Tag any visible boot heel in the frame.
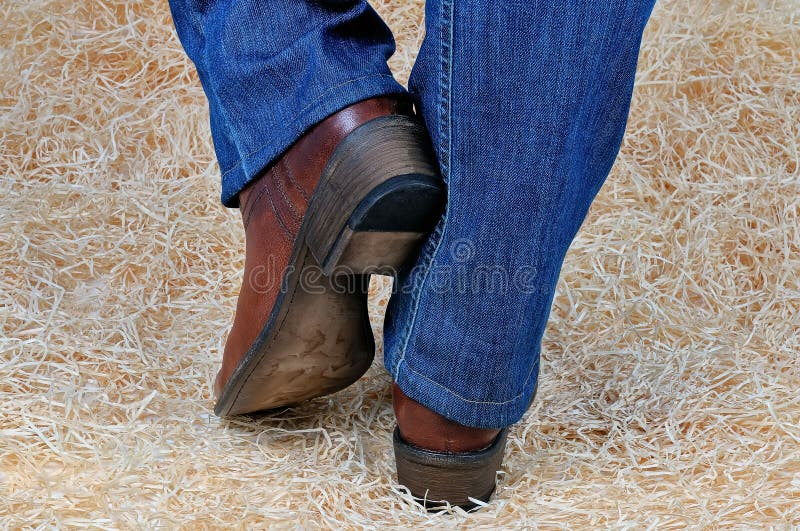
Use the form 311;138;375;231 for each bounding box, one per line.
304;115;443;277
393;427;508;510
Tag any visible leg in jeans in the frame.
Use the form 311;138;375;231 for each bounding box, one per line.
387;1;656;505
385;0;657;429
168;0;407;206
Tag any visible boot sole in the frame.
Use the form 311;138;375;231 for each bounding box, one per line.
214;115;443;417
393;428;509;510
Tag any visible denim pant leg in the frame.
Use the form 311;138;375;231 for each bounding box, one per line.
168;0;407;207
384;0;657;429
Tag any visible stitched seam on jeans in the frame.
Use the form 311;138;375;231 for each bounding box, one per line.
393;3;543;406
392;0;455;379
220;74;398;179
398;357;536;406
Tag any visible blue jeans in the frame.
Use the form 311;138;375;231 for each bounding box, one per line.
170;0;656;428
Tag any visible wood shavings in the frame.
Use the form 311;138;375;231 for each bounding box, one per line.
1;0;798;527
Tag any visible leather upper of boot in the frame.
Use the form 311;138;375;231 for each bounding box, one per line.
393;383;501;453
215;97;410;397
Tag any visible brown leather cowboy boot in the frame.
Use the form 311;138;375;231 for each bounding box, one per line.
392;383;507;510
214;97;443;416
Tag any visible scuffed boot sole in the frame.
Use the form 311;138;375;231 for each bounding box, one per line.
214;115;443;416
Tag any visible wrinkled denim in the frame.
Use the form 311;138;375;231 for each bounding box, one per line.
170;0;656;428
168;0;407;207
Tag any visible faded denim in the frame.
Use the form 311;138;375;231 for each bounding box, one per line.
170;0;656;428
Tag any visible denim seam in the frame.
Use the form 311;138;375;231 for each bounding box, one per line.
220;73;398;179
397;357;534;406
391;0;454;380
391;0;541;407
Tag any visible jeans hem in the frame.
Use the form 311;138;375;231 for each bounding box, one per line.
219;74;406;207
392;358;536;430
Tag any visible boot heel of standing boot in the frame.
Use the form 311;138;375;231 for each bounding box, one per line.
304;115;444;277
393;427;508;510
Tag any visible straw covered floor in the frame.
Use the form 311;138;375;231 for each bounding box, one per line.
1;0;799;527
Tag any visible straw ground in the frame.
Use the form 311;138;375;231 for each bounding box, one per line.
1;0;798;527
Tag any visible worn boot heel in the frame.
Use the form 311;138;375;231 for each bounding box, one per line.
305;115;443;276
393;428;508;510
